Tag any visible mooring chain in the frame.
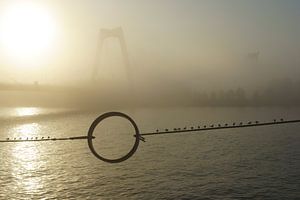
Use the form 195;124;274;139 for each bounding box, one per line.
140;118;300;137
1;111;300;163
0;136;95;143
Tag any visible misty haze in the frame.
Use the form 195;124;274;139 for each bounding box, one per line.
0;0;299;108
0;1;299;199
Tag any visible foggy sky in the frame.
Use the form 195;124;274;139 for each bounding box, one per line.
0;0;300;91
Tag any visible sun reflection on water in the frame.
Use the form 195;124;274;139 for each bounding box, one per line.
15;107;39;117
9;123;40;138
9;123;46;194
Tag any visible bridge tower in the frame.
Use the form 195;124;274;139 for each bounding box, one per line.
92;27;131;83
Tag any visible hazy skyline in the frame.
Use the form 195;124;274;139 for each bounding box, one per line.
0;0;299;91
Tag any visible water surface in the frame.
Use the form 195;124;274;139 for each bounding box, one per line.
0;106;299;199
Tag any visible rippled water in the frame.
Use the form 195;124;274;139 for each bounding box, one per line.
0;106;299;199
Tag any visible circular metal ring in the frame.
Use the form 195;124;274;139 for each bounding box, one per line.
87;112;140;163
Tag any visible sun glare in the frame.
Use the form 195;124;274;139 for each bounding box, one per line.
0;2;57;60
16;107;39;117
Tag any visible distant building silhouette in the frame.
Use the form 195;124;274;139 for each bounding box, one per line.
246;51;259;63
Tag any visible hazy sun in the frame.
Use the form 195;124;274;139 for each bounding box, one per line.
0;2;57;60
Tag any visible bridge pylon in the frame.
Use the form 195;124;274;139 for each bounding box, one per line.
92;27;131;83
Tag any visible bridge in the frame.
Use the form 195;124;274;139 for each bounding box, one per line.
0;27;131;92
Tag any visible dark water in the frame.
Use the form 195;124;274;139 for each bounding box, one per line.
0;106;299;199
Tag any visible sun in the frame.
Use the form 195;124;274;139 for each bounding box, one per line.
0;2;57;60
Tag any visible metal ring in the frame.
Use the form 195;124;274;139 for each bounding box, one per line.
87;112;140;163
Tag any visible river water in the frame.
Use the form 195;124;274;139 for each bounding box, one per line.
0;106;299;199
